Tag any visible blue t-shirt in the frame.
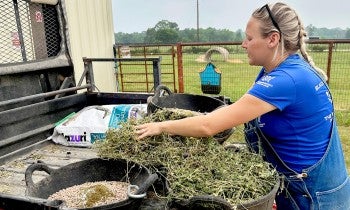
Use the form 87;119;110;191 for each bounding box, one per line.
248;54;333;172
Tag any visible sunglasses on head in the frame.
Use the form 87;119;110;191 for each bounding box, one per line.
259;4;281;33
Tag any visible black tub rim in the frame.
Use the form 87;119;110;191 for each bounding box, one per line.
169;176;280;210
236;177;280;209
147;85;227;114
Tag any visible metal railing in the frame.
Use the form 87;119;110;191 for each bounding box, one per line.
82;57;162;93
115;40;350;111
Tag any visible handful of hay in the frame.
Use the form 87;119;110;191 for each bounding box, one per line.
95;108;278;205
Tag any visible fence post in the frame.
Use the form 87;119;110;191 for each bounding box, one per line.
82;57;95;92
152;57;162;92
326;42;334;84
176;43;184;93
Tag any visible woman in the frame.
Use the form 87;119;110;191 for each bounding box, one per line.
135;2;350;209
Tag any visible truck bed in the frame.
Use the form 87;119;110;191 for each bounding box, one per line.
0;91;176;209
0;139;98;197
0;90;230;209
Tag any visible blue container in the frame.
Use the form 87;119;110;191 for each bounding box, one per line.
199;62;221;94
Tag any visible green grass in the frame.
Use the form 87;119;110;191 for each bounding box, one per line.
338;126;350;172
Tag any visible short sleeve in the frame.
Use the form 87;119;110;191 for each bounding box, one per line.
248;70;296;111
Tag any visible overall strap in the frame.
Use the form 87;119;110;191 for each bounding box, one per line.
250;118;299;175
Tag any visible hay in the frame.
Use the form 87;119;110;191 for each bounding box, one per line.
94;108;278;205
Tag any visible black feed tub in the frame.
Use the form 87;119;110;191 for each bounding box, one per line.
25;158;158;210
169;177;280;210
148;85;234;143
148;85;226;114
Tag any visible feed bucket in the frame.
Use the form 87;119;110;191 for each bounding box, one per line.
25;158;158;210
169;178;280;210
147;85;234;143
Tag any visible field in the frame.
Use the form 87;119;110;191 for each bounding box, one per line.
181;51;350;172
118;49;350;171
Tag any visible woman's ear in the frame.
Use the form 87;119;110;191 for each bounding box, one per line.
267;32;280;48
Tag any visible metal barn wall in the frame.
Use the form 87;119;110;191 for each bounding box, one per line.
63;0;116;92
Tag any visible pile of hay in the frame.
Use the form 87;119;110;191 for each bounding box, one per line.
94;108;278;206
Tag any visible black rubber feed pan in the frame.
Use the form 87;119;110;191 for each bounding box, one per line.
148;85;226;114
25;158;158;210
169;178;280;210
148;85;234;143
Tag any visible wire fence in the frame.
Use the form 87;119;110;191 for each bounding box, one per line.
115;40;350;112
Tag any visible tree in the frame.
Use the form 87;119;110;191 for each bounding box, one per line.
345;28;350;39
144;28;157;43
306;24;316;37
145;20;180;44
234;29;244;41
179;28;197;42
115;32;145;44
115;21;350;44
154;20;179;31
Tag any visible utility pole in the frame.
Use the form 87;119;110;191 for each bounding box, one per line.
196;0;199;42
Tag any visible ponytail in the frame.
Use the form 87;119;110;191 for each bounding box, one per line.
299;27;328;81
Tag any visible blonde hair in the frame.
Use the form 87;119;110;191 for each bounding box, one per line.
252;2;328;81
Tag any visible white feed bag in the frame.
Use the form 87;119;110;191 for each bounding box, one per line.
49;104;147;147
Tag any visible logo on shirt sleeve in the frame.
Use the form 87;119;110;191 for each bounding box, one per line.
315;81;324;91
256;75;275;88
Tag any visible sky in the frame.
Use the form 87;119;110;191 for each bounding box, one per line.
112;0;350;33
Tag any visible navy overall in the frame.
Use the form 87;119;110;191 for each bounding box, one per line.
244;69;350;209
245;118;350;209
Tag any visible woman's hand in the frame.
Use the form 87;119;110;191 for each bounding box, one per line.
135;94;275;140
135;123;163;140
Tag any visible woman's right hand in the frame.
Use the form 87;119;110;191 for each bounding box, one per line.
135;122;163;140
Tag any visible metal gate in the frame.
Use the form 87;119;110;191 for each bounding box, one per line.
114;44;177;93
